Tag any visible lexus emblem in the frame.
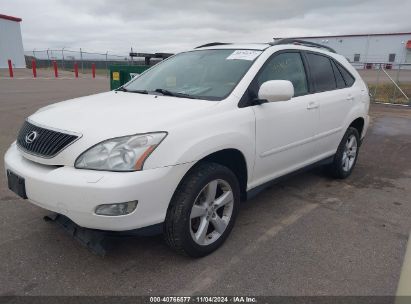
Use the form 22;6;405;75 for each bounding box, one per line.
25;131;38;144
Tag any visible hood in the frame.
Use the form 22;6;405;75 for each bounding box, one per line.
29;91;218;139
19;91;219;166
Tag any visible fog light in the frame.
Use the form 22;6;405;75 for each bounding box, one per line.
95;201;138;216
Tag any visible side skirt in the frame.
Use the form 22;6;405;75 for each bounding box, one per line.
246;156;334;201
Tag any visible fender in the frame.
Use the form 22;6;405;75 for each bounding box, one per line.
144;105;256;175
341;102;368;142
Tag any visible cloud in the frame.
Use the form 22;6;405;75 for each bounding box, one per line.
1;0;411;55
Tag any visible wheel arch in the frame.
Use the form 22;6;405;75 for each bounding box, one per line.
170;148;249;204
348;117;365;139
200;149;248;201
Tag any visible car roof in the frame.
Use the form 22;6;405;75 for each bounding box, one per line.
194;43;271;51
194;39;337;54
189;41;355;79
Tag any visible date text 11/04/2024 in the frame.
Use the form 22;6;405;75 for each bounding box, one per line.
149;296;257;303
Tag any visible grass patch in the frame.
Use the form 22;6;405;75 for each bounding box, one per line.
368;83;411;104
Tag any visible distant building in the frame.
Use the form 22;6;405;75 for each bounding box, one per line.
0;13;25;68
287;32;411;68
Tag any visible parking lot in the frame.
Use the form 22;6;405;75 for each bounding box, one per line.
0;77;411;296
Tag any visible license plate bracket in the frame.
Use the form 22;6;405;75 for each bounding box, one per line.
7;170;27;199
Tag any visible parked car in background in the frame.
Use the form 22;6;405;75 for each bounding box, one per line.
5;39;369;257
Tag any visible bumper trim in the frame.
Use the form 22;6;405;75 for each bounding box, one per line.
44;213;163;256
5;143;193;231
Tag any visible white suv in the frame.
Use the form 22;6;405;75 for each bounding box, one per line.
5;40;369;257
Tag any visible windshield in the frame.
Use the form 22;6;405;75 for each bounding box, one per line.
123;49;262;100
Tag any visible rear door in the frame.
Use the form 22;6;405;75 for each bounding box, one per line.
304;52;355;157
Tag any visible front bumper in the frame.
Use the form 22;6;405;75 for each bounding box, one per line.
4;144;192;231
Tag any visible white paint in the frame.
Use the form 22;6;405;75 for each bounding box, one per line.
0;18;25;68
258;80;294;102
397;234;411;296
4;43;370;232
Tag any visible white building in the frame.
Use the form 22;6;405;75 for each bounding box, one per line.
0;13;25;68
289;32;411;67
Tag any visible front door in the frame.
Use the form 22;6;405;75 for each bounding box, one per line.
250;51;319;187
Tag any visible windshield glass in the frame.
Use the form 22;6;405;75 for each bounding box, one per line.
123;49;262;100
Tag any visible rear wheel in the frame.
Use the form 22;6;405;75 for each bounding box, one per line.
328;127;360;179
164;162;240;257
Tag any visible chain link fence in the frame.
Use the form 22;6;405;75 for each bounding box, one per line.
24;48;149;77
356;63;411;105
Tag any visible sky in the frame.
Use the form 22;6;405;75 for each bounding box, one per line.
1;0;411;56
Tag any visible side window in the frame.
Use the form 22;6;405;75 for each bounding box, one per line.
306;53;336;92
335;62;355;87
330;60;346;89
257;52;308;96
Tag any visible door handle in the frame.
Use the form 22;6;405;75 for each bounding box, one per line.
307;102;319;110
346;95;354;101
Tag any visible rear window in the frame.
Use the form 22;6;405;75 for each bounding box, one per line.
331;60;346;89
335;62;355;87
306;53;336;92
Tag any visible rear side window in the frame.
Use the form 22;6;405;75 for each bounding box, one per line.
330;60;346;89
257;52;308;96
335;62;355;87
306;53;336;92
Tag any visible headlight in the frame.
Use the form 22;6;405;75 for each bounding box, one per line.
75;132;167;171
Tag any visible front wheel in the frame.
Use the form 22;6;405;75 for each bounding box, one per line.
164;162;240;257
328;127;360;179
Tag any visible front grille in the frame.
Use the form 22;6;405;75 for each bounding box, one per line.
17;121;79;158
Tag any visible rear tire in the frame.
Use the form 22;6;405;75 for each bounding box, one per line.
328;127;360;179
164;162;240;257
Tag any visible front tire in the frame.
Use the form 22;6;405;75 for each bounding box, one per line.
164;162;240;257
328;127;360;179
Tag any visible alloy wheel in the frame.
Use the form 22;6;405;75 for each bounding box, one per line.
342;134;358;172
189;179;234;246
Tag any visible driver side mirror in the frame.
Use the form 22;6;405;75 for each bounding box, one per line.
257;80;294;103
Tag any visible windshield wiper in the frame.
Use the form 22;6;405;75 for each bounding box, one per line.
115;86;128;92
116;87;148;94
118;87;196;98
154;88;197;99
129;89;149;94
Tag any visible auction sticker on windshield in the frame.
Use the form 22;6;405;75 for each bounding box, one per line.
226;50;262;61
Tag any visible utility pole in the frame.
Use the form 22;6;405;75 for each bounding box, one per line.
80;48;84;74
46;49;51;68
105;51;109;78
62;47;66;70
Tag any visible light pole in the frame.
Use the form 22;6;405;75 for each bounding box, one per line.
105;51;109;78
80;48;84;74
400;41;407;65
46;48;51;68
61;47;66;70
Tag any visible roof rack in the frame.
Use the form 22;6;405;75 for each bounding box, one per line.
269;38;336;53
195;42;232;49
